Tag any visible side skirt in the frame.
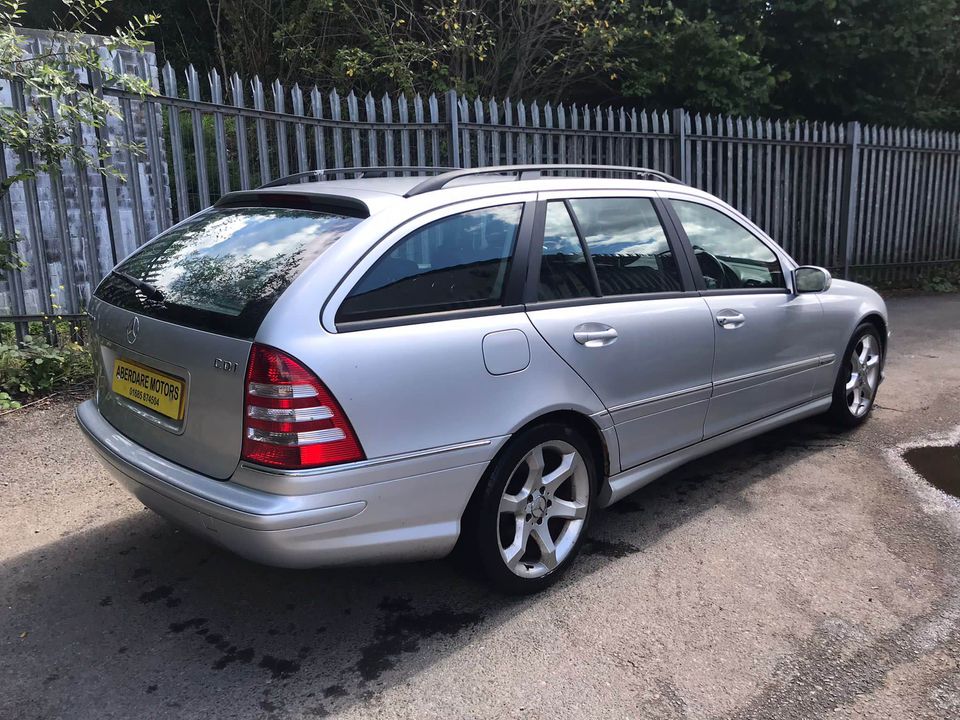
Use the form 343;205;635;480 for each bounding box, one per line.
598;395;833;507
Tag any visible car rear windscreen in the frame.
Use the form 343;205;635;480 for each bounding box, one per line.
95;207;362;338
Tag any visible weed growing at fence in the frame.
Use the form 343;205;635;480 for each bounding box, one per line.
867;262;960;295
0;321;92;409
920;266;960;293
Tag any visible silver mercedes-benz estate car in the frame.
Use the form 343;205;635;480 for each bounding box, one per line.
78;165;888;593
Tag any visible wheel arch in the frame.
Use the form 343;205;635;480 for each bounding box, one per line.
458;409;611;529
859;312;888;355
515;410;610;487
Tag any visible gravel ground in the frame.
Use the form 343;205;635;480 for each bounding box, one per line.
1;293;959;720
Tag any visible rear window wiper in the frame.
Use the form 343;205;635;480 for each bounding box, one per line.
111;269;165;302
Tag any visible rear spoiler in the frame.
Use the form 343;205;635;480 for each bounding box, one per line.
214;191;370;219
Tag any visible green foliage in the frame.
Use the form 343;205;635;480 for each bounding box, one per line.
921;268;960;293
762;0;960;125
617;2;776;114
0;329;93;400
0;319;95;406
0;391;20;411
0;232;26;271
0;0;158;257
16;0;960;128
254;1;781;111
923;276;958;293
271;0;627;99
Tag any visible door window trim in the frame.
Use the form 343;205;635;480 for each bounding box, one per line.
658;193;796;295
335;303;528;332
325;193;537;332
522;191;701;307
523;291;693;312
562;199;603;297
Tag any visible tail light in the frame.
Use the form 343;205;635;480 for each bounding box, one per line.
241;344;364;469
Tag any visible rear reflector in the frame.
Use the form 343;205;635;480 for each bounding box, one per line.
241;344;364;469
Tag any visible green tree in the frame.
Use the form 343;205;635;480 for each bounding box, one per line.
234;0;780;110
270;0;627;99
15;0;960;129
22;0;217;70
0;0;158;269
615;1;775;114
762;0;960;126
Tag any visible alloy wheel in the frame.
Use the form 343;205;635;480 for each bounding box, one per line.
497;440;590;578
845;333;881;417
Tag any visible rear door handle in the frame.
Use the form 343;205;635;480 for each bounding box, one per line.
574;323;618;347
715;311;746;329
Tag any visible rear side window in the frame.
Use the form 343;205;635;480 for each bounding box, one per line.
535;197;682;301
570;198;682;295
671;200;785;289
337;204;522;324
95;207;361;338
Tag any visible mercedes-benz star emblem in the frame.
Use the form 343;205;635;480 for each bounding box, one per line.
126;316;140;344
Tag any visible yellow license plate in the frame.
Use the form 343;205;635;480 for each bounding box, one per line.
112;358;186;420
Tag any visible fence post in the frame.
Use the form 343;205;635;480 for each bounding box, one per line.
673;108;688;183
0;141;27;343
839;121;862;279
87;69;126;269
447;89;461;168
162;63;191;221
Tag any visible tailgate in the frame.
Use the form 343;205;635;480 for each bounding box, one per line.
90;297;251;479
86;203;365;479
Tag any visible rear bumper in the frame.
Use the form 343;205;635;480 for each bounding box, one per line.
76;400;496;568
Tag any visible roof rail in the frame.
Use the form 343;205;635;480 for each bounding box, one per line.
403;164;684;197
258;166;456;189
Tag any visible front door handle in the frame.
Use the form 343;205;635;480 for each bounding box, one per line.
574;323;618;347
715;311;746;329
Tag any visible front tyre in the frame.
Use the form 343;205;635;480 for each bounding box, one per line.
467;423;597;595
827;323;883;427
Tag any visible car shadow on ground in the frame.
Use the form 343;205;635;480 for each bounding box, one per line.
1;418;844;718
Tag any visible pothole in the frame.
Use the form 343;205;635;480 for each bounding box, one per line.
889;425;960;516
904;445;960;499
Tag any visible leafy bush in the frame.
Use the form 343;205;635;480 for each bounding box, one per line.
0;331;93;402
921;269;960;293
0;391;20;411
923;276;957;293
0;321;13;345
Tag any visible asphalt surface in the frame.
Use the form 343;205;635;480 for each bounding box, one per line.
2;293;959;720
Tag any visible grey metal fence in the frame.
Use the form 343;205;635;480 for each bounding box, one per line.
3;60;960;332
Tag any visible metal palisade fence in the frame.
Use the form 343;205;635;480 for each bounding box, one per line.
2;59;960;330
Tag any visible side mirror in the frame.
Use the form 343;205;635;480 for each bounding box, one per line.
794;266;832;293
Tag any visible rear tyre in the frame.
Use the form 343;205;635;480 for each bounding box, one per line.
466;423;597;595
826;323;883;428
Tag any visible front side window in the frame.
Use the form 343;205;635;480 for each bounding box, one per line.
337;204;522;323
671;200;785;289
